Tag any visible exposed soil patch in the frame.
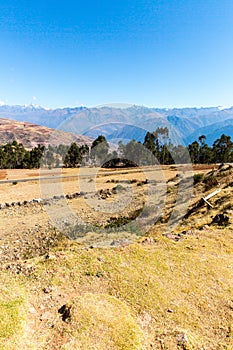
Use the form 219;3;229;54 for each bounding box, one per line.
0;170;6;180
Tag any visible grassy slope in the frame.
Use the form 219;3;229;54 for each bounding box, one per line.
0;228;232;349
0;165;233;349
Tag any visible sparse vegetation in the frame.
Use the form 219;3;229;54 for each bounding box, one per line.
137;180;148;186
0;164;233;349
203;175;218;190
113;184;125;192
130;178;137;183
0;273;27;350
105;215;132;228
106;179;118;183
1;227;232;349
193;173;204;184
59;294;144;349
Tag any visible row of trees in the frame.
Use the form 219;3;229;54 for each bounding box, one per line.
0;136;110;169
0;141;45;169
0;131;232;169
104;130;233;167
188;134;233;164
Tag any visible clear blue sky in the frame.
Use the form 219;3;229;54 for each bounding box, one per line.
0;0;233;108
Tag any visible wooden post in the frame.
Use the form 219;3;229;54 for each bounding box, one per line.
202;189;221;208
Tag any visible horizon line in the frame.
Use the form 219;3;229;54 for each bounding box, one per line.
0;102;233;111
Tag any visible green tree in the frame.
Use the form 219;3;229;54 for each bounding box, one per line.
198;135;213;163
171;144;189;164
188;141;199;164
90;135;109;165
143;132;156;154
14;141;27;168
64;142;82;167
212;134;233;163
29;144;45;168
143;127;170;164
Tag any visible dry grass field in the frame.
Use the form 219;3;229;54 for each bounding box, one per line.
0;164;232;349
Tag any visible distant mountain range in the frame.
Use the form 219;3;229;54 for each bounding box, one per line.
0;104;233;145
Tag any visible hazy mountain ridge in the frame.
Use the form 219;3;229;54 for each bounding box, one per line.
1;104;233;145
0;105;87;129
185;118;233;145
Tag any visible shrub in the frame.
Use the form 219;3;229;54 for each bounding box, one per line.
105;208;143;232
130;179;137;184
193;173;204;184
203;175;218;191
137;180;148;186
106;179;118;183
113;184;125;191
105;216;131;228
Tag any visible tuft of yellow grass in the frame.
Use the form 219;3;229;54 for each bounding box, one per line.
57;293;144;350
0;273;27;350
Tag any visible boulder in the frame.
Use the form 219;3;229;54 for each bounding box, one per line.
212;213;230;226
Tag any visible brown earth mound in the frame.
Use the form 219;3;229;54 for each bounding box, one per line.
0;118;92;148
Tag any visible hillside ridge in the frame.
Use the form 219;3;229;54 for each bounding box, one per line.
0;117;92;148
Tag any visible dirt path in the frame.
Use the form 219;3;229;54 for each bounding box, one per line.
0;165;182;203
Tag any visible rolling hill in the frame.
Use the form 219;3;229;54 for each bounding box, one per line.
0;117;92;148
